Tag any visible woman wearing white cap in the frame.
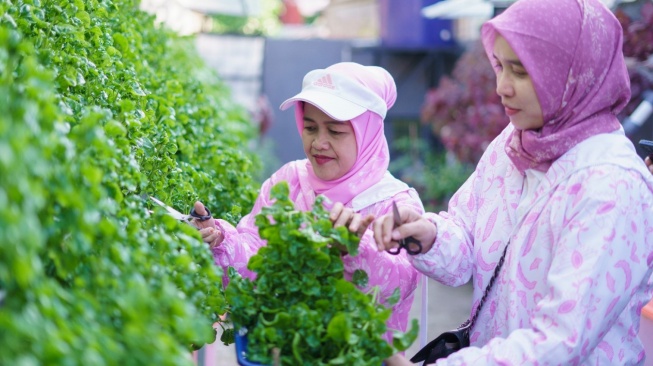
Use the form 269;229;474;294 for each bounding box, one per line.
193;62;424;342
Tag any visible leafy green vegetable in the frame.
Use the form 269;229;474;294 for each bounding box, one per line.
226;182;417;365
0;0;261;364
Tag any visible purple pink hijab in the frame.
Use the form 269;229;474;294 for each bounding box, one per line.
293;62;396;206
481;0;631;173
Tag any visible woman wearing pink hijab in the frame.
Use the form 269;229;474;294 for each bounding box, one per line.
195;62;424;341
379;0;653;364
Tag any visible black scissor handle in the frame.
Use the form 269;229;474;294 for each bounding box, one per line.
387;236;422;256
403;236;422;255
190;206;212;221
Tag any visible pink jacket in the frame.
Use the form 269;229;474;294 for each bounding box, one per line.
213;160;424;340
416;125;653;365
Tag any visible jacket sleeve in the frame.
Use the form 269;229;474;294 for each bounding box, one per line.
212;177;275;288
438;166;653;365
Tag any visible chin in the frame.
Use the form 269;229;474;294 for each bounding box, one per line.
317;174;338;181
510;120;542;132
314;170;342;181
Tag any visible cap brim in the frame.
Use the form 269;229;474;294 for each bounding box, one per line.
279;90;367;121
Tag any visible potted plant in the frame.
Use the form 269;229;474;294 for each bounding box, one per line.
225;182;417;365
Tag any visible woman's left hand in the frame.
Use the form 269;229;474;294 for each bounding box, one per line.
329;202;374;237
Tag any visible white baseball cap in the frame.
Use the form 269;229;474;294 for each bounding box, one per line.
279;68;388;121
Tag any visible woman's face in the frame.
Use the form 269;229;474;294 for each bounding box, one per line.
301;103;358;181
492;35;543;130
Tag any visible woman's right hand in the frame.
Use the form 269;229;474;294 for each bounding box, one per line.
372;206;437;254
645;155;653;174
192;201;224;248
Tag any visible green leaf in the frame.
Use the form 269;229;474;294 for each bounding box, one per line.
392;319;420;351
327;312;352;343
75;11;90;27
103;120;126;137
386;287;401;306
351;269;369;288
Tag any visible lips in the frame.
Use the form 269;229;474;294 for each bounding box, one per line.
313;154;334;165
504;105;520;116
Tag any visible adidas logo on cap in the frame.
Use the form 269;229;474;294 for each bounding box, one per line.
313;74;336;90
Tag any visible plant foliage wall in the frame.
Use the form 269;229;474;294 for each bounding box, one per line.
1;0;260;364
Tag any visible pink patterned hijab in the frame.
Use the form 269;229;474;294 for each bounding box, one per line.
292;62;397;206
481;0;631;173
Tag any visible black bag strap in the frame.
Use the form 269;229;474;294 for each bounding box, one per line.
467;241;509;330
410;242;510;364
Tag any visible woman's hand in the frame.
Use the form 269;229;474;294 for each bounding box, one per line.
192;201;224;248
329;202;375;237
327;202;374;254
645;155;653;174
373;206;437;254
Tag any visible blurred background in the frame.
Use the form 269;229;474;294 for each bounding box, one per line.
141;0;653;215
133;0;653;364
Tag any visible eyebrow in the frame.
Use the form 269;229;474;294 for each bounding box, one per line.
492;54;524;68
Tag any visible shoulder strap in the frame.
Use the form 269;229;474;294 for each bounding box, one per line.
467;241;509;330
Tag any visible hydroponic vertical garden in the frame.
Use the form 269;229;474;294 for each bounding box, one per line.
0;0;260;364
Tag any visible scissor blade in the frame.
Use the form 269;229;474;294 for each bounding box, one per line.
392;201;402;228
150;196;192;221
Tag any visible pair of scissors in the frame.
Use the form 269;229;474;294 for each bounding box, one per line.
149;196;212;225
387;201;422;256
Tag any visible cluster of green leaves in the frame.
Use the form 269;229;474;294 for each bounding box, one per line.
1;0;260;364
226;182;417;366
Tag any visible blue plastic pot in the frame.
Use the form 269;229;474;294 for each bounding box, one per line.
235;330;265;366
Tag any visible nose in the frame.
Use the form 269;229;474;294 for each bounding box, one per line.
496;72;514;98
312;131;329;150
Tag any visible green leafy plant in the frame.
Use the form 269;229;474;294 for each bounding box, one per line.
1;0;261;364
226;182;418;365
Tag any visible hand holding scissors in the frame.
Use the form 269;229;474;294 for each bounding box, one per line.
373;202;437;255
149;196;212;224
387;201;422;255
149;197;224;247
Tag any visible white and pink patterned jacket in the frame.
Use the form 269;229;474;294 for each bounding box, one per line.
212;160;424;341
416;125;653;365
